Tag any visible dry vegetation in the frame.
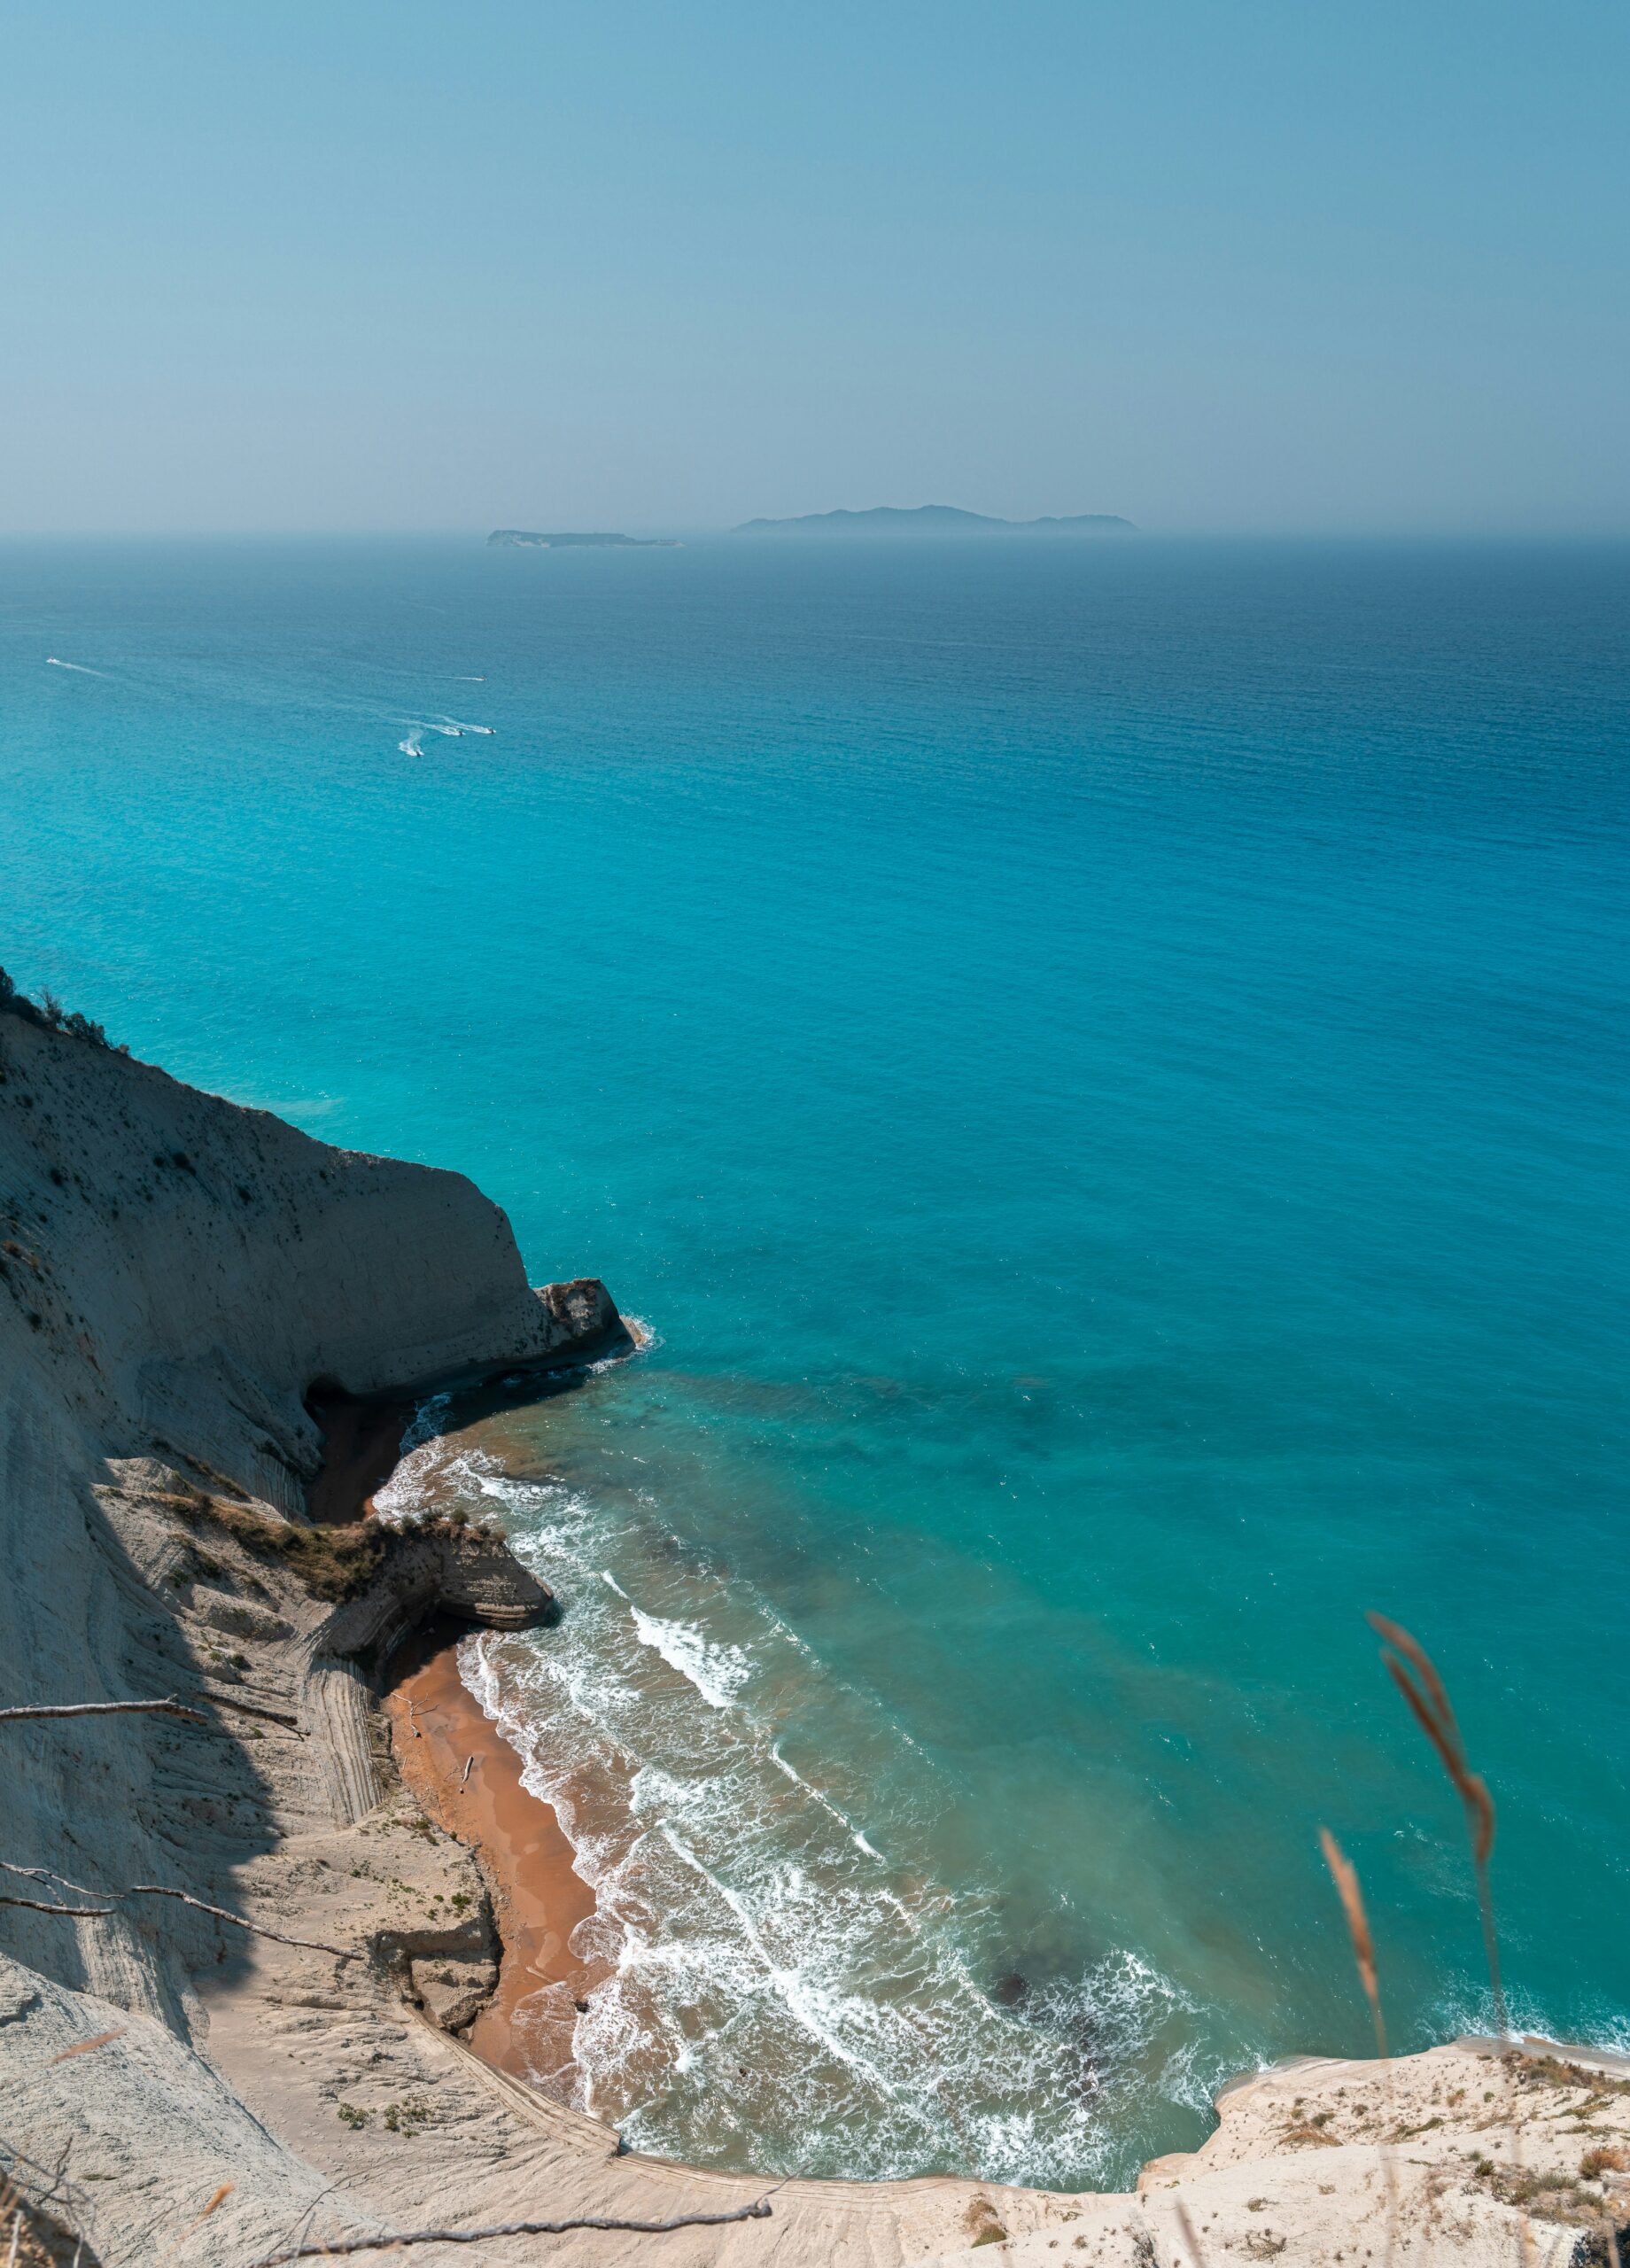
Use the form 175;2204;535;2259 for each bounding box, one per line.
0;2172;105;2267
151;1471;505;1604
1315;1616;1630;2266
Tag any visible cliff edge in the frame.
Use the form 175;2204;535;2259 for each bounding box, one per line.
0;1004;629;2257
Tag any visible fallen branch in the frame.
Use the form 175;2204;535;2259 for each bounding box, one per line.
247;2197;774;2264
0;1698;208;1728
0;1862;354;1961
127;1885;355;1961
0;1894;114;1919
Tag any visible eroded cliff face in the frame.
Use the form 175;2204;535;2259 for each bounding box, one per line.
0;1013;623;2257
0;1013;620;1514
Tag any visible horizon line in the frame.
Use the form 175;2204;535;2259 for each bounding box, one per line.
3;524;1629;544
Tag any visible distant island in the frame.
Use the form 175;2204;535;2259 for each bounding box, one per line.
732;504;1135;538
488;529;681;548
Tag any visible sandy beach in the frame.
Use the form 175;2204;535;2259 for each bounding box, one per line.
384;1614;604;2088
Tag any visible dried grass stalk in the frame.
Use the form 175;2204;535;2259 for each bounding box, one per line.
1173;2196;1209;2264
1367;1613;1505;2038
1318;1828;1387;2062
1370;1612;1532;2262
1318;1827;1396;2264
47;2029;126;2065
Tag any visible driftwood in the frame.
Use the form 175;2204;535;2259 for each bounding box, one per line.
247;2197;775;2264
0;1698;208;1727
0;1861;354;1961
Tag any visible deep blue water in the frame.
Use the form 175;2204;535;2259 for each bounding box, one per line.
4;534;1627;2186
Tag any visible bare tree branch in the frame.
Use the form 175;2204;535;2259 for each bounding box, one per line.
264;2181;340;2268
0;1894;114;1918
246;2197;775;2264
32;2135;74;2210
126;1885;354;1961
0;1698;207;1728
0;1862;353;1961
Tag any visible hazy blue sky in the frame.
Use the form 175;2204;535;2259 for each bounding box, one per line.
4;2;1626;534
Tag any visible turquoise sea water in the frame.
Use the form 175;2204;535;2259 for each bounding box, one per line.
4;535;1627;2186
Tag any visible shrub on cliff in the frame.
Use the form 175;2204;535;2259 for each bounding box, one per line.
162;1486;390;1601
0;966;118;1049
162;1482;507;1603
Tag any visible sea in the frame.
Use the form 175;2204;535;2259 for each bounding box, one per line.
4;532;1626;2190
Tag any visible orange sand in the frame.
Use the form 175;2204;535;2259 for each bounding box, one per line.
385;1618;604;2083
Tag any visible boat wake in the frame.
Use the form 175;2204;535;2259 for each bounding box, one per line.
392;714;494;754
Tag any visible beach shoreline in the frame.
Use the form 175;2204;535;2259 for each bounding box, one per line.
384;1613;605;2091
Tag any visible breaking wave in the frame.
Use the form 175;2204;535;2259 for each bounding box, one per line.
630;1609;752;1710
376;1397;1229;2187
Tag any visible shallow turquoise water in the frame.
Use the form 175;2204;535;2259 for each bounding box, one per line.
4;535;1627;2184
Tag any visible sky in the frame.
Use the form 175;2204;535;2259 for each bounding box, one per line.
3;1;1626;536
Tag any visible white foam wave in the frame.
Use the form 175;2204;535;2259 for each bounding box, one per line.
435;713;495;734
763;1610;813;1658
658;1824;907;2101
771;1744;882;1860
631;1609;751;1711
392;1413;1222;2187
45;656;108;676
370;1394;462;1518
401;1392;454;1454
